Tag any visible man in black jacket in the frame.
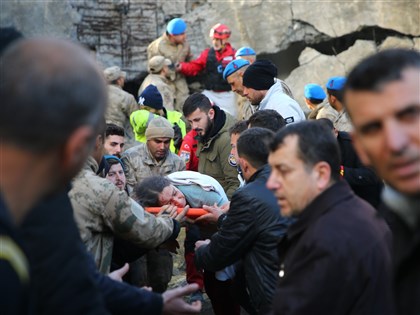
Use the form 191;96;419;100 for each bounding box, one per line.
266;121;394;315
195;128;292;314
344;49;420;315
318;118;384;207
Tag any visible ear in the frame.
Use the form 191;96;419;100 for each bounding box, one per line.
351;132;372;166
60;126;95;173
208;108;215;120
313;161;332;190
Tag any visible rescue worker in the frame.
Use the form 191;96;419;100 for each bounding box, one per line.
147;18;191;111
177;23;237;118
326;76;352;132
130;84;186;153
103;66;139;149
138;56;176;111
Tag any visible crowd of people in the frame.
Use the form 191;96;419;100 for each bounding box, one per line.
0;19;419;315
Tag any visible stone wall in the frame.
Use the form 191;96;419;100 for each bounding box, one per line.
1;0;419;108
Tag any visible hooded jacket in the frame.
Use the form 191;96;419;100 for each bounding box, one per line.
258;80;306;124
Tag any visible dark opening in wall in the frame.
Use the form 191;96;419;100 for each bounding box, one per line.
124;71;148;99
258;25;413;79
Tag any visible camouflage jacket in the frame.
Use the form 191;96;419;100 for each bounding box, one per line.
147;33;190;64
105;84;139;145
334;110;353;132
69;156;174;274
138;74;176;111
315;102;339;122
121;143;186;196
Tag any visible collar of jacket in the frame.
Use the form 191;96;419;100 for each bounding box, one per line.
143;143;168;166
246;164;270;184
201;105;226;146
258;80;282;111
85;156;99;173
286;180;353;241
211;42;234;60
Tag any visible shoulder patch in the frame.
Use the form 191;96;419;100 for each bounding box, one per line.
284;116;295;124
182;143;190;150
179;150;190;163
228;153;237;167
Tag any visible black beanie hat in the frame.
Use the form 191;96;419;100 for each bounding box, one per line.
242;60;278;90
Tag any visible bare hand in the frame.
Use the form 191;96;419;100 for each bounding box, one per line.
174;205;189;223
194;203;225;224
162;283;202;314
108;263;129;282
195;239;210;251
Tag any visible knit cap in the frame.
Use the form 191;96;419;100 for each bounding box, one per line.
242;60;277;90
139;85;163;110
145;116;174;140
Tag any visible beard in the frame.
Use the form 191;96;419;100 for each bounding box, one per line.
194;116;214;143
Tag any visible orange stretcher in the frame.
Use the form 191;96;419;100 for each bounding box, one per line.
145;207;207;219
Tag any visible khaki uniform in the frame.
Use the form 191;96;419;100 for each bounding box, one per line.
69;157;174;274
147;34;190;111
121;142;185;291
121;142;186;195
105;84;139;149
237;95;255;120
138;74;176;111
315;102;339;122
334;110;353;132
197;113;239;199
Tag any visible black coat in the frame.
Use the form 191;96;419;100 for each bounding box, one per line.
270;181;395;315
195;165;292;313
338;131;383;208
378;202;420;315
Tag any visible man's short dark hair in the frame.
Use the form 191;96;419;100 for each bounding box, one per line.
182;93;212;117
134;176;171;206
308;98;324;105
248;110;286;132
345;49;420;94
229;120;248;136
237;127;274;169
105;123;125;138
326;88;344;103
0;27;23;56
270;121;341;181
316;118;334;131
0;38;107;153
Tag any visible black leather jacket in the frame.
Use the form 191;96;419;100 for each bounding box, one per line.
195;165;291;313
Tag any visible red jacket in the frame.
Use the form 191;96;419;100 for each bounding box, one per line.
178;130;199;171
179;43;235;77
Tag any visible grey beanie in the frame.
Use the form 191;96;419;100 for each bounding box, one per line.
145;116;174;140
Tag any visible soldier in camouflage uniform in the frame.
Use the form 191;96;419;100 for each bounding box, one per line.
326;76;353;132
122;116;186;196
69;133;180;274
104;66;139;149
138;56;176;111
147;18;191;112
121;116;186;292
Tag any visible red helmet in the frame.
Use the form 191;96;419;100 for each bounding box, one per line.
209;23;231;39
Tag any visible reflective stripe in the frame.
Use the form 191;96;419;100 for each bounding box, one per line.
0;235;30;283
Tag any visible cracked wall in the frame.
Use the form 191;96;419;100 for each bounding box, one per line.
1;0;419;107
